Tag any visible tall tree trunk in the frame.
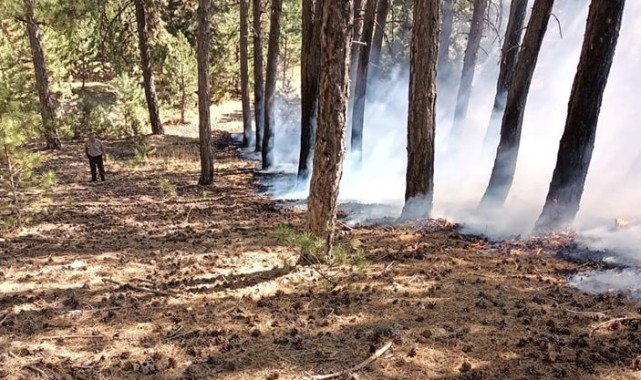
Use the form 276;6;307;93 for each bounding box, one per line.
305;0;354;265
180;74;186;123
23;0;61;150
483;0;528;147
134;0;164;135
437;0;454;80
261;0;283;170
350;0;377;165
535;0;625;233
400;0;440;221
347;0;365;125
370;0;390;80
252;0;265;152
479;0;554;209
240;0;252;148
297;0;323;181
197;0;214;185
451;0;488;135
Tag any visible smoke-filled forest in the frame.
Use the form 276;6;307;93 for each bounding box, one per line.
2;0;641;378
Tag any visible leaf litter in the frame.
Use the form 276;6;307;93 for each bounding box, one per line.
1;123;641;380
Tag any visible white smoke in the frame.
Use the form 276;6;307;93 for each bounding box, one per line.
256;0;641;285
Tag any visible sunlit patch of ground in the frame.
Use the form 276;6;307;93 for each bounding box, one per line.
1;101;641;380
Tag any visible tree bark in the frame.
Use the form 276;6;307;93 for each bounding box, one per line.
350;0;377;165
240;0;252;148
451;0;488;135
252;0;265;152
370;0;390;80
479;0;554;210
305;0;354;264
347;0;365;126
261;0;283;170
297;0;323;181
197;0;214;185
437;0;454;79
400;0;440;221
134;0;164;135
535;0;625;233
23;0;61;150
483;0;528;147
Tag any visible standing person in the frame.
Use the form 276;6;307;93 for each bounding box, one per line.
85;133;106;182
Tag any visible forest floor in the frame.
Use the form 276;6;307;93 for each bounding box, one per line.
2;103;641;380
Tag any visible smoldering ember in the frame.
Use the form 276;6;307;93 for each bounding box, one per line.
2;0;641;379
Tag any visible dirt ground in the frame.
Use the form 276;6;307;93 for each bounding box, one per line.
1;108;641;380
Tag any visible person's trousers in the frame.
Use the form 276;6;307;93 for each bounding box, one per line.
89;155;105;181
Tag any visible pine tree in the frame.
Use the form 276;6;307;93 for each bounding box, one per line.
437;0;454;80
252;0;265;152
349;0;377;166
298;0;323;181
305;0;354;264
483;0;528;148
535;0;626;233
134;0;164;135
239;0;252;148
165;33;197;124
197;0;214;185
23;0;61;150
369;0;390;81
261;0;283;170
0;35;54;228
451;0;488;136
479;0;554;210
400;0;439;220
113;73;148;137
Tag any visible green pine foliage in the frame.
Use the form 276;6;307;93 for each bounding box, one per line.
160;32;197;123
67;97;115;139
112;72;147;136
0;35;55;229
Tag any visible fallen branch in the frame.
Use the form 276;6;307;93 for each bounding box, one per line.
40;334;105;340
336;220;354;231
565;309;609;320
590;317;641;337
103;278;177;297
0;312;11;325
8;352;47;377
296;341;393;380
23;364;46;377
220;299;242;315
185;206;195;224
165;329;200;341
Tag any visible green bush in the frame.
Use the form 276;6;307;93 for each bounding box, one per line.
112;73;147;136
69;98;115;139
0;121;56;230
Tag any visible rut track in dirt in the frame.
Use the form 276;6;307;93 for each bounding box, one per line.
1;131;641;380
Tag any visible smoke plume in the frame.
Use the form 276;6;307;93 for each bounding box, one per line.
253;1;641;293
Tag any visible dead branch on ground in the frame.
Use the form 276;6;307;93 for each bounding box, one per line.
40;334;106;340
295;341;392;380
590;317;641;337
103;278;177;297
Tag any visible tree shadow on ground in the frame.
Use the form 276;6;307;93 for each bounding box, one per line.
3;131;641;380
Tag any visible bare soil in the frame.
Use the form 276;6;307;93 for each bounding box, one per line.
1;110;641;380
